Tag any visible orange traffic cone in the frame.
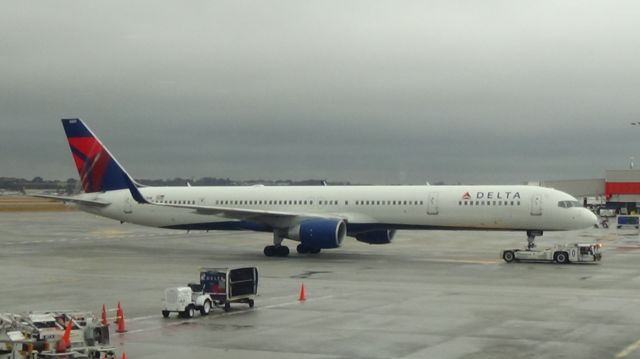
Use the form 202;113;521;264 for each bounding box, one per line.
116;303;126;333
121;352;127;359
298;283;306;302
101;304;109;327
56;320;73;352
114;302;121;324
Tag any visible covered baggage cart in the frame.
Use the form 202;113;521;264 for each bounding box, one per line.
199;267;258;312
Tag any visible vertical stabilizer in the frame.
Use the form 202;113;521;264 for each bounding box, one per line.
62;118;134;193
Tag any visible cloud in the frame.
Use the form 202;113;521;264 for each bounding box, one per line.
1;1;640;184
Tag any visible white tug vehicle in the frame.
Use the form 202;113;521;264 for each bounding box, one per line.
501;243;602;264
162;267;258;318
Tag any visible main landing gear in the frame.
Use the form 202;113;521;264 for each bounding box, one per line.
264;245;289;257
263;230;323;256
264;231;289;257
526;230;543;250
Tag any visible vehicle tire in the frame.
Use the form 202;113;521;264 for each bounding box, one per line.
224;302;231;312
248;299;254;308
162;310;170;318
555;252;569;264
183;305;195;318
200;300;211;316
310;247;321;254
503;251;515;263
296;244;307;254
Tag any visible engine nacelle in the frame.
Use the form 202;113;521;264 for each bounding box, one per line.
354;229;396;245
286;219;346;249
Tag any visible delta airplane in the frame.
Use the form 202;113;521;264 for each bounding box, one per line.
40;118;597;257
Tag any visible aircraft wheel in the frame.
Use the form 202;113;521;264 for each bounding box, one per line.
276;246;290;257
248;299;254;308
310;248;321;254
224;302;231;312
162;310;170;318
503;251;515;263
296;244;307;254
264;245;275;257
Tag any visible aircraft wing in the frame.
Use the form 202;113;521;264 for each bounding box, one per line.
151;202;346;228
125;179;345;228
32;194;111;207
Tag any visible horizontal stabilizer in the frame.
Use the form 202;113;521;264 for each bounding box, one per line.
32;194;111;207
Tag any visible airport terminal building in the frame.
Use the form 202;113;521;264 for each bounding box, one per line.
540;169;640;214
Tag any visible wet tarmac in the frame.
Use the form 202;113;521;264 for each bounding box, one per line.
2;211;640;358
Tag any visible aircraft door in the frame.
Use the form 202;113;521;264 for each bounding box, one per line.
530;194;542;216
427;192;439;215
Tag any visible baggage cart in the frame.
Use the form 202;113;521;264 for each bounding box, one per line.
200;267;258;312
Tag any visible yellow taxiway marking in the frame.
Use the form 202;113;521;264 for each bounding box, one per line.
617;338;640;358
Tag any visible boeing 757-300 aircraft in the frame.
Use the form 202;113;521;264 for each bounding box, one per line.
39;118;597;257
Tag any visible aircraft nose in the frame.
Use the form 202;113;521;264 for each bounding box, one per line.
582;209;598;228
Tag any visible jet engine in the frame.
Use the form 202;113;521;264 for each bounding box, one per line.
287;218;346;250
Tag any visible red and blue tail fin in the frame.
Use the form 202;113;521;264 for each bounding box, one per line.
62;118;140;195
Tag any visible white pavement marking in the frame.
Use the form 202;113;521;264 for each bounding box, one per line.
125;294;344;334
617;338;640;358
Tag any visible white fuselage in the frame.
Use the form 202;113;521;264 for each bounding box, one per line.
76;185;597;234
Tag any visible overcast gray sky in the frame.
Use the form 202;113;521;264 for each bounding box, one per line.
1;1;639;184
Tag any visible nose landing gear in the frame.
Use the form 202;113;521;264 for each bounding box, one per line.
526;230;543;250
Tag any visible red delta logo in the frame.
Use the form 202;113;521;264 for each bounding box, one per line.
462;192;471;200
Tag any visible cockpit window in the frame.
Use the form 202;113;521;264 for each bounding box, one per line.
558;200;581;208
